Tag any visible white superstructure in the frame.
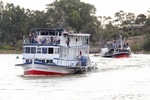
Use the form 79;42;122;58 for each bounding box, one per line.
16;28;97;75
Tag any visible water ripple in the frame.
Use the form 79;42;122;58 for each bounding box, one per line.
0;54;150;100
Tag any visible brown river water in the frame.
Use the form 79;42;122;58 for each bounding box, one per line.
0;54;150;100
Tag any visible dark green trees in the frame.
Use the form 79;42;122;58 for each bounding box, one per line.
0;0;150;52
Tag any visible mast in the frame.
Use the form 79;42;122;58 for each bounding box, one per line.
120;34;123;50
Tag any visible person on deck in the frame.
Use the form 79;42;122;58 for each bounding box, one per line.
29;33;34;44
67;37;70;46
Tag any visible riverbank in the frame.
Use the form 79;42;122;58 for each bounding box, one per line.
0;44;149;54
0;47;99;54
0;49;21;54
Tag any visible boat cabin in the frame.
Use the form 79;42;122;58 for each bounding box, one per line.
22;28;91;67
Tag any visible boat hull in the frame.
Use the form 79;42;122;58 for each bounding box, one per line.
102;52;130;58
16;63;91;75
24;70;70;75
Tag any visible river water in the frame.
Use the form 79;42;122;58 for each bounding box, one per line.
0;54;150;100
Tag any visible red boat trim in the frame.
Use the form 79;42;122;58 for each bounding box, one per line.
24;70;70;75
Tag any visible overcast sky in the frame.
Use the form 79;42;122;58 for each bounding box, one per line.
2;0;150;17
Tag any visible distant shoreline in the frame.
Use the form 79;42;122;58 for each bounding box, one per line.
0;48;99;54
0;49;21;54
0;48;149;54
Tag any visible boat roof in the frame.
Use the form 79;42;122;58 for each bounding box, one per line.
30;28;90;36
64;33;90;36
30;28;64;31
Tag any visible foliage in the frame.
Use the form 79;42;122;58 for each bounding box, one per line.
0;45;14;50
0;0;150;53
143;40;150;52
145;18;150;26
130;43;142;53
15;40;23;50
135;14;147;24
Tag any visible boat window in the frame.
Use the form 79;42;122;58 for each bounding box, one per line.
37;48;41;53
46;60;53;63
41;31;48;35
46;60;49;63
48;48;53;54
31;47;36;54
59;48;62;58
54;48;59;54
51;31;55;35
42;60;45;63
42;48;47;54
59;33;61;36
50;60;53;63
86;38;89;45
37;51;41;53
26;47;30;53
35;59;41;62
40;30;61;36
26;59;29;63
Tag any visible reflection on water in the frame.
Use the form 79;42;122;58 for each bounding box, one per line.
0;54;150;100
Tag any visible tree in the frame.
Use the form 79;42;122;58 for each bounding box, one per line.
145;18;150;26
45;0;99;43
126;13;135;22
143;18;150;52
2;3;27;46
122;12;135;25
135;14;147;24
143;37;150;52
96;16;116;48
0;1;4;38
114;10;126;26
46;0;96;32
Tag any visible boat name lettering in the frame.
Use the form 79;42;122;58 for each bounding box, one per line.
36;67;48;70
25;67;32;69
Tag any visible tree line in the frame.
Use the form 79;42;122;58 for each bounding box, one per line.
0;0;150;52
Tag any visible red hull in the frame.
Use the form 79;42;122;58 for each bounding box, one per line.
114;53;129;58
24;70;70;75
103;52;130;58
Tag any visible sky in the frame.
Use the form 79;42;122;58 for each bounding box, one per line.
2;0;150;17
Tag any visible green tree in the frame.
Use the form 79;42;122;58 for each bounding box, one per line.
2;3;27;46
122;12;135;25
143;19;150;52
135;14;147;24
114;10;126;26
0;1;4;38
46;0;96;32
142;36;150;52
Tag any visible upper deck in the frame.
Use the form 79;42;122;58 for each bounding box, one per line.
23;28;90;47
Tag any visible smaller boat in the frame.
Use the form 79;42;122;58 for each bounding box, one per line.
100;34;131;58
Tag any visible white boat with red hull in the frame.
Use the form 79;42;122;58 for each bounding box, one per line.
15;28;97;75
101;34;131;58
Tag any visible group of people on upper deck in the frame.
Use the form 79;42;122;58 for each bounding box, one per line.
23;32;60;45
104;34;129;50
